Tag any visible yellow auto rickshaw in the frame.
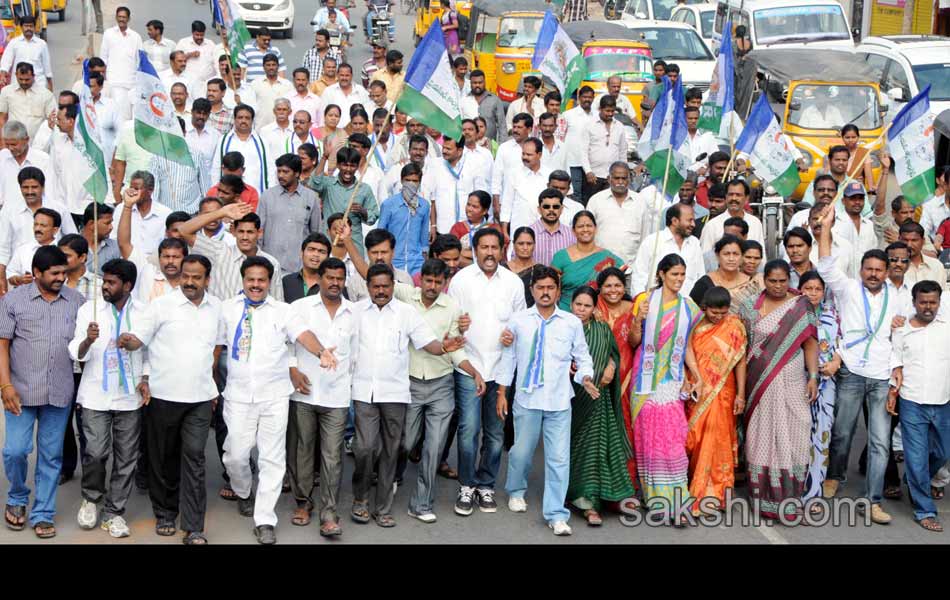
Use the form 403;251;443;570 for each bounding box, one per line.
1;0;48;53
562;20;652;120
414;0;472;46
41;0;66;22
462;0;548;103
746;48;888;201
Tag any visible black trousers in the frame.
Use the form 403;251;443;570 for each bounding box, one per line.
62;373;86;476
146;398;213;532
581;176;608;206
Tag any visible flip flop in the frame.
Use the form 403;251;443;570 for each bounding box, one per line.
374;514;396;528
351;503;370;524
33;522;56;539
182;531;208;545
155;519;177;536
292;507;312;527
320;520;342;537
4;505;25;531
219;483;238;501
932;486;945;500
918;517;944;533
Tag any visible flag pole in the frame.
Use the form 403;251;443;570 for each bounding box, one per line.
826;130;887;208
331;82;404;246
216;21;240;95
92;198;98;315
644;147;674;294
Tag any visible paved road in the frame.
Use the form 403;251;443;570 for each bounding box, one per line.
13;0;932;545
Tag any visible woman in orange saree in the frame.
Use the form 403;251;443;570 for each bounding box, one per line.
595;267;639;489
686;286;747;513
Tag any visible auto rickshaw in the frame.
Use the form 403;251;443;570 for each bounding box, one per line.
41;0;65;21
462;0;548;103
743;48;888;201
562;20;652;120
1;0;48;51
414;0;472;46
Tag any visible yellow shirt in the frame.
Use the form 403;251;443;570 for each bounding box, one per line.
371;69;405;103
394;282;468;380
309;76;336;96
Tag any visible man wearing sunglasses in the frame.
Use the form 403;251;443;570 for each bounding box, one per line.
528;189;575;267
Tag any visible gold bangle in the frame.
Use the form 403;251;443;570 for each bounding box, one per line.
0;383;13;392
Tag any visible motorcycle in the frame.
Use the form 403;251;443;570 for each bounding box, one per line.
367;3;392;47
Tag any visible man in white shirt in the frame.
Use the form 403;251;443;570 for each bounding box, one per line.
260;98;294;160
350;263;463;528
919;185;950;241
501;138;552;240
491;114;532;222
505;75;545;135
212;104;275;194
121;255;224;545
320;64;370;128
0;63;56;140
538;112;567;173
176;21;217;87
288;68;322;126
0;16;52;90
587;162;645;269
110;171;172;257
817;205;905;525
185;99;220;192
699;179;764;253
594;76;636;121
5;208;60;286
88;73;120;163
461;117;493;165
833;182;879;279
683;106;720;173
632;202;705;295
547;170;583;227
447;228;526;516
159;52;195;101
143;19;176;73
429;137;490;234
381;134;436;201
250;55;294;130
580;96;627;204
562;86;596;203
217;256;334;544
99;6;144;120
889;280;950;531
900;221;948;291
69;258;147;539
287;257;358;537
0;120;51;208
797;92;844;130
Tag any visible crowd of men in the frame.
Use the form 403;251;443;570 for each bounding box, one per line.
0;4;949;544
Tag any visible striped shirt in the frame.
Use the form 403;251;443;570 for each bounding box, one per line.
529;220;577;267
237;41;286;83
0;282;84;408
192;234;284;302
302;46;342;84
208;105;234;136
148;152;206;214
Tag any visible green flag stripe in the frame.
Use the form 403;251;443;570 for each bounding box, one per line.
770;162;801;199
396;85;462;140
901;167;936;207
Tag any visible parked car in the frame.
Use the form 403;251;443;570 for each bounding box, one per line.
670;2;715;49
856;35;950;119
238;0;295;39
711;0;854;54
619;20;714;94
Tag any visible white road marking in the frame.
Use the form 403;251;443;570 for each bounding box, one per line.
287;40;296;48
754;523;789;544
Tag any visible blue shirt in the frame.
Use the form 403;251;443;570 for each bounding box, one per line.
378;193;431;276
497;306;594;412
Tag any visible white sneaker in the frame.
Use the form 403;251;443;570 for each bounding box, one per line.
77;499;98;530
508;496;528;513
101;515;131;538
407;510;438;523
549;520;573;536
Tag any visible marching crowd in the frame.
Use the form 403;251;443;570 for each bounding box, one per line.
1;4;949;545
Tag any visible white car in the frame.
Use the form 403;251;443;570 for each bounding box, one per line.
857;35;950;119
237;0;295;39
620;20;714;93
670;3;716;50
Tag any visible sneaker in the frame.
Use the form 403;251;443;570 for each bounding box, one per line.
77;498;98;530
822;479;839;499
549;520;573;536
455;486;475;516
344;437;354;456
101;515;131;538
508;496;527;513
476;488;498;513
870;503;892;525
408;510;437;523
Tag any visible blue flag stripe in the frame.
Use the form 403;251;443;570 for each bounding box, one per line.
404;21;446;90
531;12;558;70
720;21;734;114
734;93;772;154
649;76;671;142
137;50;160;79
670;76;687;149
888;84;931;140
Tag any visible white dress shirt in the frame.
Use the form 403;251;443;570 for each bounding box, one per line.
320;83;371;128
211;131;275;194
429;154;491;233
832;213;879;280
699;210;765;253
68;299;149;411
350;298;436;404
540;138;568;173
818;255;908;380
219;295;307;403
131;289;224;403
143;37;176;72
110;201;173;257
0;147;51;208
684;130;720;172
581;117;628;178
48;133;95;215
447;264;526;381
251;77;295;130
594;93;636;119
890;317;950;406
0;35;53;82
289;91;323;127
176;36;218;85
6;240;52;277
562;105;596;169
920;195;950;240
127;247;177;305
159;69;196;102
496;306;594;412
260;121;295;162
490;138;522;198
0;198;74;266
185;126;221;180
631;227;706;295
290;295;359;408
505;95;545;133
93;95;121;162
586;187;646;266
99;26;144;88
501;164;552;235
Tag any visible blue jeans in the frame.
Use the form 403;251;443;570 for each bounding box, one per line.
828;366;891;504
569;167;585;204
455;372;502;490
3;404;72;526
899;398;950;521
505;402;571;523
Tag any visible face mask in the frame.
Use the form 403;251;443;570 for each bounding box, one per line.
402;182;421;215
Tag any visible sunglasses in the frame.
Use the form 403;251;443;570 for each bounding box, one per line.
816;187;836;193
540;204;561;210
888;257;910;264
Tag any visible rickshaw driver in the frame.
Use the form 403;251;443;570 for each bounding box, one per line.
798;86;845;129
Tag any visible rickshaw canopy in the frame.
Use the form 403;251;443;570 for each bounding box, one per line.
562;20;636;47
469;0;550;17
746;48;883;85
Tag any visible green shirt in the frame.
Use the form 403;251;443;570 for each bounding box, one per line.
114;123;155;185
394;282;468;380
307;174;379;256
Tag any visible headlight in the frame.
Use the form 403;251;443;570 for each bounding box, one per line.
274;0;290;9
501;62;516;74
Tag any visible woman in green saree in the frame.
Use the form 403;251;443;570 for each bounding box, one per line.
566;286;637;526
551;211;625;310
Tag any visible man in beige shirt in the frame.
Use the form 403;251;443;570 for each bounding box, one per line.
901;221;948;291
309;57;338;96
0;63;56;141
370;50;405;103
